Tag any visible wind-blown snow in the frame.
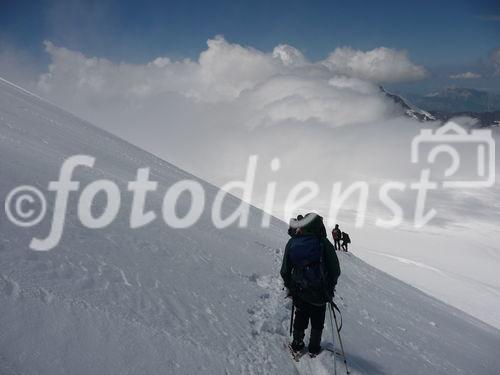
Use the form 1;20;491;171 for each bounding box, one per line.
1;78;499;375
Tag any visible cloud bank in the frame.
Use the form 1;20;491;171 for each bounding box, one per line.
321;47;427;82
38;36;425;129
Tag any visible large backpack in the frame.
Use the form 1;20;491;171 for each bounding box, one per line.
288;235;326;293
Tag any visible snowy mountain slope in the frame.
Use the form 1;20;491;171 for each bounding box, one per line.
1;77;499;375
332;253;500;375
0;77;288;375
380;86;436;122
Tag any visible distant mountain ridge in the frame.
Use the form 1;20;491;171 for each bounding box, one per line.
405;87;500;113
381;86;500;128
379;86;436;121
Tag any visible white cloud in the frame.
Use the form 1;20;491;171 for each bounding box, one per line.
40;36;285;103
321;46;427;82
449;72;482;79
242;75;397;129
272;44;307;66
38;37;407;129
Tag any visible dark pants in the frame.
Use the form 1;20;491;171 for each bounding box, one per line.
333;239;341;251
341;242;349;251
293;297;326;352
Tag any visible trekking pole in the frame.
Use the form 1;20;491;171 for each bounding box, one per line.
289;303;295;337
331;303;350;374
328;303;338;375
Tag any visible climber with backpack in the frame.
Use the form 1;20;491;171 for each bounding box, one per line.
280;213;341;357
341;232;351;252
331;224;341;251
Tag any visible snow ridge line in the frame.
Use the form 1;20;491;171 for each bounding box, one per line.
0;76;45;102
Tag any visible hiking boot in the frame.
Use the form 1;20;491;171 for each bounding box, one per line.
308;328;322;355
290;339;305;353
308;345;321;356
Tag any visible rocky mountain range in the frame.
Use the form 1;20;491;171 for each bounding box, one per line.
381;86;500;128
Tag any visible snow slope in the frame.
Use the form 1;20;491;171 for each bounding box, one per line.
1;77;499;375
347;222;500;331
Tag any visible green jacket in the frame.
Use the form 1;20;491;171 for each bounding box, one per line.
280;234;341;306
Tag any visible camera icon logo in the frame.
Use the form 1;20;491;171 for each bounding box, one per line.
411;121;495;188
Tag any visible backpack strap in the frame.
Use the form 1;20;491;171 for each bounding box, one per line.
317;238;328;289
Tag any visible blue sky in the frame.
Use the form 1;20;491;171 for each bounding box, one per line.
0;0;499;92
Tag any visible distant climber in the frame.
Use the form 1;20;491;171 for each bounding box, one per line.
331;224;341;251
281;213;341;357
341;232;351;252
